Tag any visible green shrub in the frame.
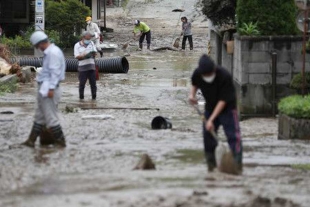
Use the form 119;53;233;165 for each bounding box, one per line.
278;95;310;119
236;0;298;35
0;26;62;51
0;79;18;96
290;72;310;90
0;35;32;49
238;22;260;36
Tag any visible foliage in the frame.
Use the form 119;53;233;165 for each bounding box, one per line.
238;22;260;36
0;26;61;50
0;79;18;96
290;72;310;90
0;35;32;49
292;164;310;170
201;0;236;26
236;0;298;35
45;0;91;48
278;95;310;119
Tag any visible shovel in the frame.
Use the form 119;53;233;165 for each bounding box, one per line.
173;35;182;48
191;104;241;175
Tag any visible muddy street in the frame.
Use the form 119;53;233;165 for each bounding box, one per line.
1;0;310;207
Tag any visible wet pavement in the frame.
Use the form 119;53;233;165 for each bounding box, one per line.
1;0;310;206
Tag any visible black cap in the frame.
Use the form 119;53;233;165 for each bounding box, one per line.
196;54;215;74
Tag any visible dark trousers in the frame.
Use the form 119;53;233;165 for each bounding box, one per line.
79;70;97;99
139;30;151;45
203;109;242;165
182;35;193;50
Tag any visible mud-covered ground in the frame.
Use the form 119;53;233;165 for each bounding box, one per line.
1;0;310;207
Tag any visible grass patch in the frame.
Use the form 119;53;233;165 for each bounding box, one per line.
278;95;310;119
291;164;310;171
0;79;18;96
169;149;204;164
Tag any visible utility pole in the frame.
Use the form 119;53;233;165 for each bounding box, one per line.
34;0;45;57
103;0;107;30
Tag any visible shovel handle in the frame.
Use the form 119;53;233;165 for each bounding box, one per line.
210;130;219;140
190;104;219;140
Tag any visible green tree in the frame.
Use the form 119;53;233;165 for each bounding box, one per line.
201;0;236;26
45;0;91;47
236;0;298;35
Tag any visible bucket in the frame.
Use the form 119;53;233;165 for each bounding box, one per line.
151;116;172;129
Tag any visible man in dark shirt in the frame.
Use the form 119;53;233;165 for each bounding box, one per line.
189;54;242;172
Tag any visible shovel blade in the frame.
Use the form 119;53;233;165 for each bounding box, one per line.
216;143;241;175
173;38;180;48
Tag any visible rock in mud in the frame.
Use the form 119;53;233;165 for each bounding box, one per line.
65;105;79;113
133;154;156;170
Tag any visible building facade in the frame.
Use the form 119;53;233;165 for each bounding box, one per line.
0;0;119;37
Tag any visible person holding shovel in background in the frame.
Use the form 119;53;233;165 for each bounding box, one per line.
133;20;151;50
189;54;242;173
21;31;66;148
181;17;193;50
74;31;97;101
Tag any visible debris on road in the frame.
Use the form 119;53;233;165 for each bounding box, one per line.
151;46;180;51
0;111;14;114
133;154;156;170
172;9;185;12
0;44;25;82
82;114;115;120
151;116;172;129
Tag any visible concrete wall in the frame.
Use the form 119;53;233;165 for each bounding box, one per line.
233;35;309;115
210;32;309;116
278;114;310;140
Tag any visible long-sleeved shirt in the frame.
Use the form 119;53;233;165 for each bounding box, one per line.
74;41;97;71
86;22;100;38
182;22;192;36
133;22;150;34
37;44;65;96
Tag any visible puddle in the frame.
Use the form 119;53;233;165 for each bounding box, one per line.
168;149;205;164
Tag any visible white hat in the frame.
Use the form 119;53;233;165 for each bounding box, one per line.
134;20;140;25
30;31;48;46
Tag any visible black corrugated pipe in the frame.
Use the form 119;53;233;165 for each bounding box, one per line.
17;56;129;73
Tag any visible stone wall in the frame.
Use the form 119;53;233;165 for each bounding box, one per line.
233;35;309;115
278;114;310;140
210;31;309;115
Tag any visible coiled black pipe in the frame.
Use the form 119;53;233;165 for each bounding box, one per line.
17;56;129;73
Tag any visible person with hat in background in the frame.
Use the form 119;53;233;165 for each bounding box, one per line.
74;31;97;101
189;54;243;173
133;20;151;50
21;31;66;148
181;16;193;50
86;16;103;57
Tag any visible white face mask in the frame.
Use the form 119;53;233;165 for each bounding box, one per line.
87;21;91;24
202;74;216;83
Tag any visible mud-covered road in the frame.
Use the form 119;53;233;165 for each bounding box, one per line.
1;0;310;207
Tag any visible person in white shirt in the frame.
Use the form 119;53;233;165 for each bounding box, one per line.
85;16;103;57
22;31;66;148
74;31;97;100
